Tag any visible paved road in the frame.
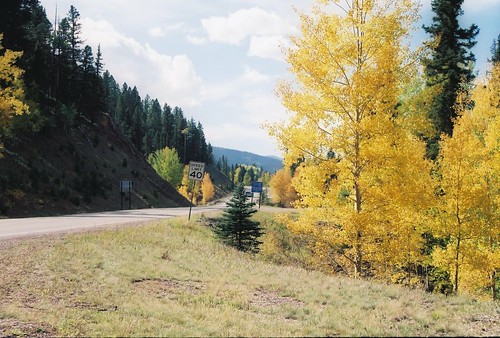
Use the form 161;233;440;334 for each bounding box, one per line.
0;205;225;240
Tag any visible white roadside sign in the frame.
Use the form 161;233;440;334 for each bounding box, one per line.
188;161;205;181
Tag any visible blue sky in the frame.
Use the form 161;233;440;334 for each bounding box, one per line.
39;0;500;157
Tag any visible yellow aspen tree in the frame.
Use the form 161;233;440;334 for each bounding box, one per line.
178;165;200;203
269;168;298;208
268;0;432;278
147;147;184;188
201;173;215;205
233;167;242;185
432;102;484;295
433;72;500;297
481;64;500;300
0;34;29;156
177;166;190;201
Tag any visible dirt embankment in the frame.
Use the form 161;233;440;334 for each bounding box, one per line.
0;113;191;218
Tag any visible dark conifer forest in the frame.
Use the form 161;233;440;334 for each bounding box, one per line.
0;0;213;165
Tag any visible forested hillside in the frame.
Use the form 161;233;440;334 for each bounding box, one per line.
0;1;214;216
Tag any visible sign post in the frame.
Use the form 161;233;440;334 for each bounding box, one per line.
187;161;205;220
251;181;263;209
120;180;133;210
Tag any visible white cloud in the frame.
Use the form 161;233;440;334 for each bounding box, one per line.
81;17;203;108
201;7;296;45
248;35;288;61
149;22;191;38
241;66;270;83
200;83;235;102
143;44;203;106
148;26;166;37
206;123;250;142
200;67;269;103
186;35;208;45
80;18;124;47
238;90;287;126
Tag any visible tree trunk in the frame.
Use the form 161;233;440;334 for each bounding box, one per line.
454;235;461;294
355;233;363;279
492;270;497;301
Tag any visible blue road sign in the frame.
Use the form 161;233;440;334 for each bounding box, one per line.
251;181;263;193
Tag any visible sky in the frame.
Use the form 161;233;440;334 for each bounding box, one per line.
39;0;500;158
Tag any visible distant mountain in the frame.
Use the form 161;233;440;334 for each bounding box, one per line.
212;147;283;173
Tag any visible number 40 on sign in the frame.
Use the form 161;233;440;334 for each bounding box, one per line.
188;161;205;181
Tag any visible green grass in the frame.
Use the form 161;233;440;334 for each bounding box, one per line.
0;213;498;337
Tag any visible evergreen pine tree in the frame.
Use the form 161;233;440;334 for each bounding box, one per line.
489;34;500;64
93;44;105;114
161;103;173;149
214;184;263;253
423;0;479;158
102;71;120;117
78;45;95;119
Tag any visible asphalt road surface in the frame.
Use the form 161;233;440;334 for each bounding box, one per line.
0;205;225;240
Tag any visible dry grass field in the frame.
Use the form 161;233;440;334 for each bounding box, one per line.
0;213;498;337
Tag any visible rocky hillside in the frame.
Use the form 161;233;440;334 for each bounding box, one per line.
0;113;191;218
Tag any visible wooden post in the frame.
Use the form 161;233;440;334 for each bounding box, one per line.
188;189;194;220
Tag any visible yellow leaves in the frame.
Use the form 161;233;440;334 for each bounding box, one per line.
461;241;500;294
0;37;28;117
398;78;437;137
268;0;496;297
178;165;199;203
438;87;497;229
432;66;500;296
180;172;215;205
201;173;215;205
269;0;427;278
0;34;29;156
432;239;498;298
269;168;298;208
488;62;500;109
474;65;500;175
148;147;184;189
292;160;340;208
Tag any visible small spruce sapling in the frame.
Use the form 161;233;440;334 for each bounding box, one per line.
213;184;263;253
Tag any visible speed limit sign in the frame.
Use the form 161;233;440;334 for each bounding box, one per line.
188;161;205;181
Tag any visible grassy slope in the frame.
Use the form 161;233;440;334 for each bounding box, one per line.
0;213;498;337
